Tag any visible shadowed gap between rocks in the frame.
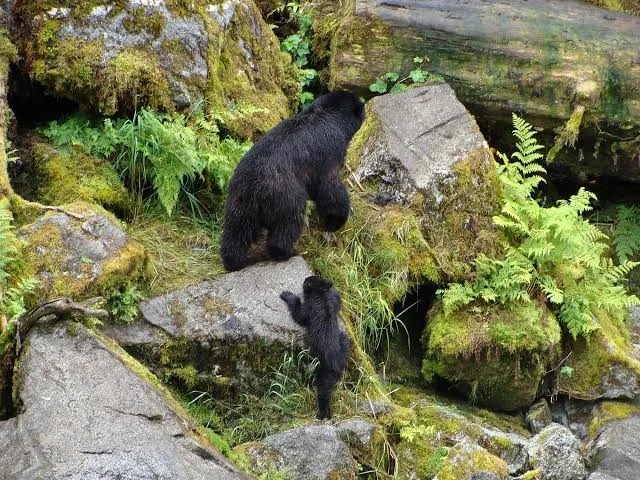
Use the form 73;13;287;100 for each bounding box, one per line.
374;282;436;387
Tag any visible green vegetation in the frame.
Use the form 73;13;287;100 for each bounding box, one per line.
275;1;319;107
439;114;639;338
43;109;251;216
0;204;36;330
369;57;443;95
185;350;318;447
613;205;640;263
106;283;145;324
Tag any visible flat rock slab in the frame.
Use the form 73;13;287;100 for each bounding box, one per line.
0;322;247;480
106;257;312;395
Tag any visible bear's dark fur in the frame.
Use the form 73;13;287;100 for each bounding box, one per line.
220;92;365;271
280;275;351;420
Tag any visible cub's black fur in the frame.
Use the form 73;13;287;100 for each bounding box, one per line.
280;275;351;419
221;92;365;271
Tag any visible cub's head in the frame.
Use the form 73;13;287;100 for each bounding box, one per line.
303;275;334;295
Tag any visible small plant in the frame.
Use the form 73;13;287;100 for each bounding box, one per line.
369;57;442;95
438;114;640;338
106;284;145;324
276;1;318;107
0;205;37;331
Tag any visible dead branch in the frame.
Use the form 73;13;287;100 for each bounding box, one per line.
15;297;108;353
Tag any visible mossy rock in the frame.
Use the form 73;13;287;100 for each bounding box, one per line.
104;257;312;401
557;310;640;400
422;302;562;411
586;400;640;439
580;0;640;15
17;201;148;301
30;140;131;215
433;441;509;480
13;0;297;139
347;84;501;282
382;392;530;475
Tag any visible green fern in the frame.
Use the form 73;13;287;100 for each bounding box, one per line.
0;204;37;324
613;205;640;263
43;109;251;216
439;114;640;338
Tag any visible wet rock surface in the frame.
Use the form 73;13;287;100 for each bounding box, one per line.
105;257;314;396
0;322;247;480
241;424;358;480
588;416;640;480
354;83;491;206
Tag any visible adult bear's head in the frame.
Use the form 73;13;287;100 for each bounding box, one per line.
307;91;365;137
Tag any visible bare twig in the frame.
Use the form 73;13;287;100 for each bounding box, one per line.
15;297;108;353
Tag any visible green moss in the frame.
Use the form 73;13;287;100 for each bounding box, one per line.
19;202;149;301
32;141;130;213
420;150;502;281
427;302;561;358
579;0;640;15
547;105;585;161
199;0;298;140
100;48;173;115
558;309;640;399
435;442;509;480
586;401;640;439
123;6;167;37
329;13;397;93
423;302;561;410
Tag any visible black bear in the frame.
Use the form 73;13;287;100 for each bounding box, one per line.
280;275;351;420
220;92;365;271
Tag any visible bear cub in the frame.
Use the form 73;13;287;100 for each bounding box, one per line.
280;275;351;420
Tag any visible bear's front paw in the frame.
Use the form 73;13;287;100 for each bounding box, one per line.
280;291;296;304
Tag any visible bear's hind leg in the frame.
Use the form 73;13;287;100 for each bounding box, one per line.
265;210;304;262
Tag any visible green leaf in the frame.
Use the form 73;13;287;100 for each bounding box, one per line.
409;68;427;83
369;79;388;93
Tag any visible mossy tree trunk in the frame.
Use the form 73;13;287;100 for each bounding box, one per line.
330;0;640;182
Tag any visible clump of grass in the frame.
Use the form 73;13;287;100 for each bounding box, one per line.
126;206;225;295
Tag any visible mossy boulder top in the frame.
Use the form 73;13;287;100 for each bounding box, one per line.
0;322;247;479
17;202;148;300
13;0;298;138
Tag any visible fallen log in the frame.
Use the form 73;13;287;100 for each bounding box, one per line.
329;0;640;182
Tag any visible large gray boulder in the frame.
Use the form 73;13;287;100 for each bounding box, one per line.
354;83;491;206
238;424;358;480
527;423;587;480
349;82;501;280
588;416;640;480
0;322;247;480
13;0;297;138
105;256;313;397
